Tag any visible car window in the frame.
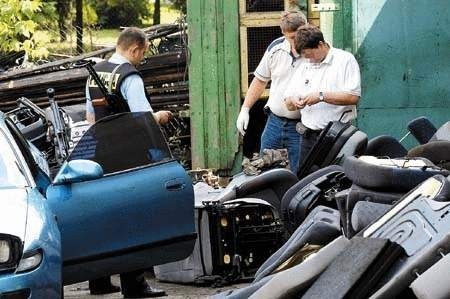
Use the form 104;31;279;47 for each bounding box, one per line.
0;128;29;188
68;112;172;175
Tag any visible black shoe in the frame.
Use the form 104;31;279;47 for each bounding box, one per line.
123;286;167;298
90;284;120;295
89;278;121;295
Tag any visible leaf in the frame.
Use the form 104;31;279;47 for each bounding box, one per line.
0;0;55;59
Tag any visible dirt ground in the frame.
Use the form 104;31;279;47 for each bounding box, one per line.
64;274;249;299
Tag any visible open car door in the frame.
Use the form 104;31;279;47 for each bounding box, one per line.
46;112;196;284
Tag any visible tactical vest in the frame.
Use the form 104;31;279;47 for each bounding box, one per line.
88;61;144;120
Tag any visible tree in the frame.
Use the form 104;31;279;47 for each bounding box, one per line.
170;0;186;14
153;0;160;25
0;0;56;59
88;0;151;28
56;0;71;42
75;0;83;54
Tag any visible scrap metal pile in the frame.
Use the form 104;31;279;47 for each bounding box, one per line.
0;23;191;168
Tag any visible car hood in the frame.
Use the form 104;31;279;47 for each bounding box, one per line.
0;188;28;240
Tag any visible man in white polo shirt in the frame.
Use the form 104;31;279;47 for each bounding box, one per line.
284;24;361;166
236;11;307;174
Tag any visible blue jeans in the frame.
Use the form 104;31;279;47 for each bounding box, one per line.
260;112;301;174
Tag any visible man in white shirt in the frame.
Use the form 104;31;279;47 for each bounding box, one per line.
284;25;361;167
236;11;307;174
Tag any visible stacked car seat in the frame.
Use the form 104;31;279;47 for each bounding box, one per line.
155;168;298;285
213;116;450;299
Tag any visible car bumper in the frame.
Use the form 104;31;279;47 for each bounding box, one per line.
0;253;61;298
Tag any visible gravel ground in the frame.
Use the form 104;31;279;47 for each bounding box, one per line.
64;274;249;299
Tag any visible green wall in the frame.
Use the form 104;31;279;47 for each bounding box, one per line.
187;0;241;173
188;0;450;172
321;0;450;147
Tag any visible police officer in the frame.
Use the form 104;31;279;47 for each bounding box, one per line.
86;27;172;125
85;27;168;298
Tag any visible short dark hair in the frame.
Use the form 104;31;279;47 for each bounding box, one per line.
280;11;307;32
294;25;325;53
117;27;147;50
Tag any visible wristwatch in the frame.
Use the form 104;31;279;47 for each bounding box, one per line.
318;91;325;102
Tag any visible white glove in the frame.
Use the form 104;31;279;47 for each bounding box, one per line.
236;107;250;136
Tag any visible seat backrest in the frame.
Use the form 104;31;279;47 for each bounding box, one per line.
335;130;368;165
298;121;358;179
234;168;298;213
365;135;407;158
343;155;449;192
407;116;437;144
407;140;450;170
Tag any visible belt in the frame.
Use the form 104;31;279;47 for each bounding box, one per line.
265;107;299;123
296;122;322;137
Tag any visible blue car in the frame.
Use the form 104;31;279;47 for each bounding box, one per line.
0;111;196;298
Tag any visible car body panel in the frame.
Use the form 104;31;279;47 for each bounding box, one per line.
0;116;61;297
0;111;196;292
0;189;28;240
46;161;195;283
10;188;62;297
0;216;61;298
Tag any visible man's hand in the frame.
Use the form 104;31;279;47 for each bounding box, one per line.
284;96;305;111
153;110;173;124
236;107;250;136
301;92;321;106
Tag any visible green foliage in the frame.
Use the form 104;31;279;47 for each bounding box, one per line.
170;0;186;14
84;3;98;26
87;0;151;28
0;0;56;58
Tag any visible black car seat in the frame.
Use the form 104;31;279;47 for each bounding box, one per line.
365;135;407;158
297;121;367;179
407;140;450;170
406;116;437;144
281;165;351;234
218;168;298;213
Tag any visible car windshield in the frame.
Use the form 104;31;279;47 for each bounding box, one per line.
68;112;172;175
0;128;29;188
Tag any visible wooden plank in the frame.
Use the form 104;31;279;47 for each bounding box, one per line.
223;0;241;171
216;0;227;170
0;69;88;92
138;51;187;70
187;0;206;168
240;13;282;25
240;26;249;97
202;0;220;168
0;47;115;82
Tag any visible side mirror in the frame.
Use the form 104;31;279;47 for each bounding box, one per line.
53;160;103;185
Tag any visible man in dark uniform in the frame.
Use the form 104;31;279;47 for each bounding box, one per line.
86;27;170;298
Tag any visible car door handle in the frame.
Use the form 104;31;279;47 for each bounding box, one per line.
165;178;186;191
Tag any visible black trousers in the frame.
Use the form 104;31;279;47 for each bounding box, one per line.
120;270;148;294
89;270;147;294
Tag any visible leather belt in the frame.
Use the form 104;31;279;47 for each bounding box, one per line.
296;122;322;137
264;107;299;123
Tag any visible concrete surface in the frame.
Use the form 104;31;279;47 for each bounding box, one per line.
64;274;249;298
